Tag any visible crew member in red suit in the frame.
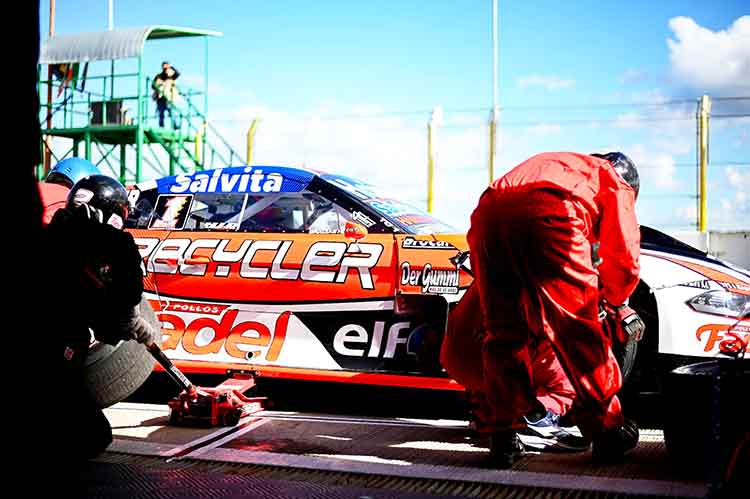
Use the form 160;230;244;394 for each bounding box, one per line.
442;284;575;415
466;151;645;467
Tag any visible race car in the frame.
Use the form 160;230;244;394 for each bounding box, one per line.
115;165;748;396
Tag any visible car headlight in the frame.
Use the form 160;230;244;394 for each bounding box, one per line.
686;290;750;319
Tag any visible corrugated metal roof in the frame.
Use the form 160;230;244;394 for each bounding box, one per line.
40;25;222;64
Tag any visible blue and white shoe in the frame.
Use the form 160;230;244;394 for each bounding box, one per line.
518;410;590;452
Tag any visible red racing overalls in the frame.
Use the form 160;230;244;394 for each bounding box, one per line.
441;283;576;416
467;152;640;436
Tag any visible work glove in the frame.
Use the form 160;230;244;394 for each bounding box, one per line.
127;307;157;345
607;304;646;343
95;305;157;345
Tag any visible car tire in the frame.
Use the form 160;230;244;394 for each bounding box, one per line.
614;339;638;382
663;361;749;477
84;297;160;408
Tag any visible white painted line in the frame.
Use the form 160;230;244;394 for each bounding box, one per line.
196;447;708;498
108;402;170;413
160;424;249;458
177;418;271;459
255;411;467;429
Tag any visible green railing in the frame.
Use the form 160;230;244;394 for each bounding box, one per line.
40;71;243;179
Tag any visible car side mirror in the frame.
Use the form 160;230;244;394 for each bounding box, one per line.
344;220;368;242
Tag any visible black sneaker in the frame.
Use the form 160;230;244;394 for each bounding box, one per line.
519;410;590;452
592;418;639;463
488;431;525;468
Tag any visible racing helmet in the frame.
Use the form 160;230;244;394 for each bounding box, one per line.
67;175;129;229
591;152;640;198
47;157;99;188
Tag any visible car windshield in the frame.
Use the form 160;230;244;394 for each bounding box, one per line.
323;174;457;234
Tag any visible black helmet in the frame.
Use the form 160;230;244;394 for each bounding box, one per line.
591;152;640;198
67;175;130;229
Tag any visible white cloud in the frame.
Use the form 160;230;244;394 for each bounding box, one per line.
667;16;750;91
629;145;681;190
517;75;575;90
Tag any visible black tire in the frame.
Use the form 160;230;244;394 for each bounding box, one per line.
663;361;749;478
614;339;638;382
84;297;161;408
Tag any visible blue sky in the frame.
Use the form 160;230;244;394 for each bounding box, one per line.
40;1;749;231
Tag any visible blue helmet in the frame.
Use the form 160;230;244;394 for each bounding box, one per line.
47;158;99;188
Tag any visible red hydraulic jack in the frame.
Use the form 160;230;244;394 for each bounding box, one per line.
146;343;266;426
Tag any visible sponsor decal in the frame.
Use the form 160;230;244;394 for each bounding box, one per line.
402;237;457;250
716;281;750;293
160;167;303;194
203;221;240;231
696;324;750;353
149;195;193;230
333;321;413;358
679;280;712;290
351;211;375;228
136;237;384;290
160;308;290;361
379;218;395;229
162;301;230;315
400;261;459;294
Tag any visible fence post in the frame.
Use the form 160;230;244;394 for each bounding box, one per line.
697;95;712;232
489;106;499;185
246;118;260;165
195;123;204;167
427;108;442;214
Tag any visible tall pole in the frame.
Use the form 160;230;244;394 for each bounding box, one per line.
44;0;56;175
697;94;711;232
246;119;260;165
427;108;442;214
108;0;113;30
427;117;435;214
489;0;499;184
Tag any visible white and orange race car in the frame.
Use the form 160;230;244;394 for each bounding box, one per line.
110;166;747;399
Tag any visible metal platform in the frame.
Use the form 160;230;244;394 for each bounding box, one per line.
94;402;708;498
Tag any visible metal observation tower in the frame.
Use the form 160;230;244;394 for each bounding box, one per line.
39;25;242;183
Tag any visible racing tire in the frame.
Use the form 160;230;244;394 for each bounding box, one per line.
663;361;749;478
84;297;161;408
614;339;638;383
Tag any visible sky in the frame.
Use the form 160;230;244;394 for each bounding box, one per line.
40;1;749;232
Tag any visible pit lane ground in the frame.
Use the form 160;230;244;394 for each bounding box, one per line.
75;374;712;498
